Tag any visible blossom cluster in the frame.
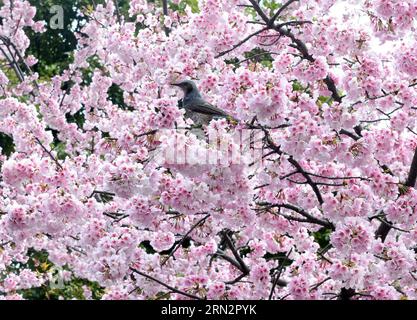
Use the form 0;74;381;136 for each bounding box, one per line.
1;0;417;300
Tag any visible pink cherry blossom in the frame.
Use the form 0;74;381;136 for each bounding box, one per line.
1;0;417;300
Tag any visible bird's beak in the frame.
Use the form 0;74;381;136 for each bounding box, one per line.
170;83;181;86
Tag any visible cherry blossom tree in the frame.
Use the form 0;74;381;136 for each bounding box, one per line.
1;0;417;300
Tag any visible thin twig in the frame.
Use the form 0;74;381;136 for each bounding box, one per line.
270;0;300;25
130;267;204;300
34;137;63;170
161;214;210;266
223;233;250;274
162;0;170;36
216;27;268;58
269;248;292;300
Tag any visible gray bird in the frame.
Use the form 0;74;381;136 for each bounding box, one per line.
171;80;236;127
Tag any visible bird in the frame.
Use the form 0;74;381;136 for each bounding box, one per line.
171;80;237;127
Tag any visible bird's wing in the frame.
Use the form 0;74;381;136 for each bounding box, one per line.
185;97;229;117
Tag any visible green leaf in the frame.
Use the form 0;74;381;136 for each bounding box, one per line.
139;240;157;254
312;228;332;249
263;0;281;11
261;60;273;69
0;133;15;157
66;108;85;129
317;95;332;107
244;7;257;19
108;84;133;111
184;0;200;13
170;0;199;13
5;249;104;300
51;141;68;160
292;80;304;92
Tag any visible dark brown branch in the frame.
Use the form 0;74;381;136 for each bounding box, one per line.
213;251;245;272
135;129;158;139
276;20;312;29
375;146;417;241
34;137;63;170
88;190;116;198
274;210;318;224
0;35;38;89
113;0;121;24
247;0;270;23
246;20;267;25
338;288;356;300
216;27;268;58
269;0;300;26
260;202;334;229
103;211;129;223
269;248;292;300
162;0;170;36
67;246;87;256
375;217;409;233
259;125;282;154
161;214;210;266
323;76;343;103
236;51;279;66
224;273;248;285
3;39;25;77
287;178;345;187
287;156;324;205
244;1;342;103
407;127;417;136
310;277;331;292
130;267;204;300
304;172;370;181
339;129;360;141
258;124;324;204
223;233;250;274
211;230;252;285
406;147;417;187
254;183;270;190
0;41;24;82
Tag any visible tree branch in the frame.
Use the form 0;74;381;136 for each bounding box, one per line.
216;27;268;58
34;137;63;171
270;0;300;26
240;2;343;103
162;0;170;36
269;248;292;300
223;232;250;274
287;156;324;205
113;0;121;24
130;267;204;300
259;202;334;229
161;214;210;266
375;146;417;241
